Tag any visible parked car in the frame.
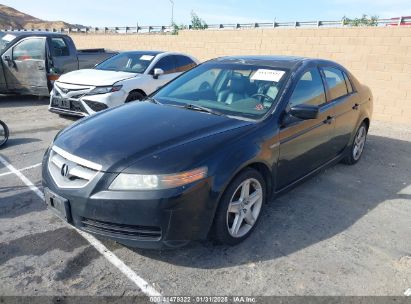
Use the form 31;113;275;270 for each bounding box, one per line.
48;51;199;117
0;31;117;96
42;56;373;248
0;120;9;148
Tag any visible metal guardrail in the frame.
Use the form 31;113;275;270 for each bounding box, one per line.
2;17;411;34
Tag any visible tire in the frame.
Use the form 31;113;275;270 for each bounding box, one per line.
342;122;368;165
213;168;266;245
125;91;145;103
0;120;9;148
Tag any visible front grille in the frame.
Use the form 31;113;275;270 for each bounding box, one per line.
84;99;108;112
55;83;92;96
48;146;101;188
81;218;162;240
70;99;85;112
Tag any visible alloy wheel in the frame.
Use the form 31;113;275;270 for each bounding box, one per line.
353;125;367;160
226;178;263;238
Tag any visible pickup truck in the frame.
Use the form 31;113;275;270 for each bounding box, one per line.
0;31;117;96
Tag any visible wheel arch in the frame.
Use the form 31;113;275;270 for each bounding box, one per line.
128;88;147;97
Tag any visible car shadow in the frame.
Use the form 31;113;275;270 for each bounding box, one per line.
2;137;41;148
128;134;411;269
0;94;49;108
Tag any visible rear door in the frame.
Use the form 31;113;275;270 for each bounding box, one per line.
47;36;79;75
277;67;336;189
2;37;49;95
321;66;361;155
175;55;197;73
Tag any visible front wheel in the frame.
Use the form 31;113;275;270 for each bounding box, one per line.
213;168;266;245
125;91;145;103
342;122;368;165
0;120;9;148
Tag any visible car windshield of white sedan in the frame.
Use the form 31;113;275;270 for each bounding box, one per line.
95;52;156;73
155;63;288;120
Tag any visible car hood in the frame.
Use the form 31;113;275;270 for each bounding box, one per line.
57;69;138;86
54;102;253;172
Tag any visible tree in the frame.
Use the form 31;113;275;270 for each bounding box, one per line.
190;11;208;30
171;22;187;35
342;14;379;27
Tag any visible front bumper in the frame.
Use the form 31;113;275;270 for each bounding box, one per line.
49;87;128;117
42;154;216;249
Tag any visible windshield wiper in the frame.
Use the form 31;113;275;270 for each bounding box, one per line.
183;104;224;116
146;97;162;105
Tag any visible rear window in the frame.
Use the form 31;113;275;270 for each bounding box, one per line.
50;38;69;56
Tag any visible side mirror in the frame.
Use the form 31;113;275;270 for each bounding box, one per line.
289;104;319;120
4;55;13;67
153;68;164;79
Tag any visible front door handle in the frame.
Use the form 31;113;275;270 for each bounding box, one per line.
323;116;334;125
352;103;359;110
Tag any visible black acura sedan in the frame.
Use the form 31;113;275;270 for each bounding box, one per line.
42;56;372;248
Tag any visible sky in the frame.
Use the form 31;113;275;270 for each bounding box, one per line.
3;0;411;27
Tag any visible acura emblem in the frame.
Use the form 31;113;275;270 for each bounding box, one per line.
61;163;69;177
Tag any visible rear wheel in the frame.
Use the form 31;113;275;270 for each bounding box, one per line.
213;168;266;245
125;91;145;103
342;122;368;165
0;120;9;148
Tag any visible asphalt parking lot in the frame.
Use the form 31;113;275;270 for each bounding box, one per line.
0;95;410;297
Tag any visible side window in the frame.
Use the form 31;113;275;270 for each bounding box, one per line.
152;56;176;75
289;68;326;107
175;55;196;72
322;67;348;100
343;72;354;94
12;38;45;60
50;38;69;57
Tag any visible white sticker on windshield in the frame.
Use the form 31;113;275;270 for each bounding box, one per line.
140;55;154;61
2;34;16;42
251;69;285;82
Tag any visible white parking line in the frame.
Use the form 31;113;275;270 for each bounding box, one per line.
0;162;42;177
0;155;163;298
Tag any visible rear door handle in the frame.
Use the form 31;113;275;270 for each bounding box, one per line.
352;103;359;110
324;116;334;125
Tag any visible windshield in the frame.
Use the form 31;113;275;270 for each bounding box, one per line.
0;32;16;54
95;52;157;73
154;63;289;120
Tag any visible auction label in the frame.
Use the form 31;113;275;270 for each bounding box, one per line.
140;55;155;61
251;69;285;82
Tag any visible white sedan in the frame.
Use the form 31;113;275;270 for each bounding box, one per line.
49;51;199;116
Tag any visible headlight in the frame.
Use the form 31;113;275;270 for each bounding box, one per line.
109;167;207;190
88;85;123;95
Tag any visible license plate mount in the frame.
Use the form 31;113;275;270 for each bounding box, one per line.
53;97;70;109
44;188;72;222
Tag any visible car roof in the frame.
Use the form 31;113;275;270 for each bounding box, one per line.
0;31;66;37
208;55;317;70
121;50;164;56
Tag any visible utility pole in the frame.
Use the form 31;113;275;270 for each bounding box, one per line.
169;0;174;25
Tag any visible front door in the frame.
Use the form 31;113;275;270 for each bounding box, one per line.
2;37;49;96
148;55;180;93
277;67;336;190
